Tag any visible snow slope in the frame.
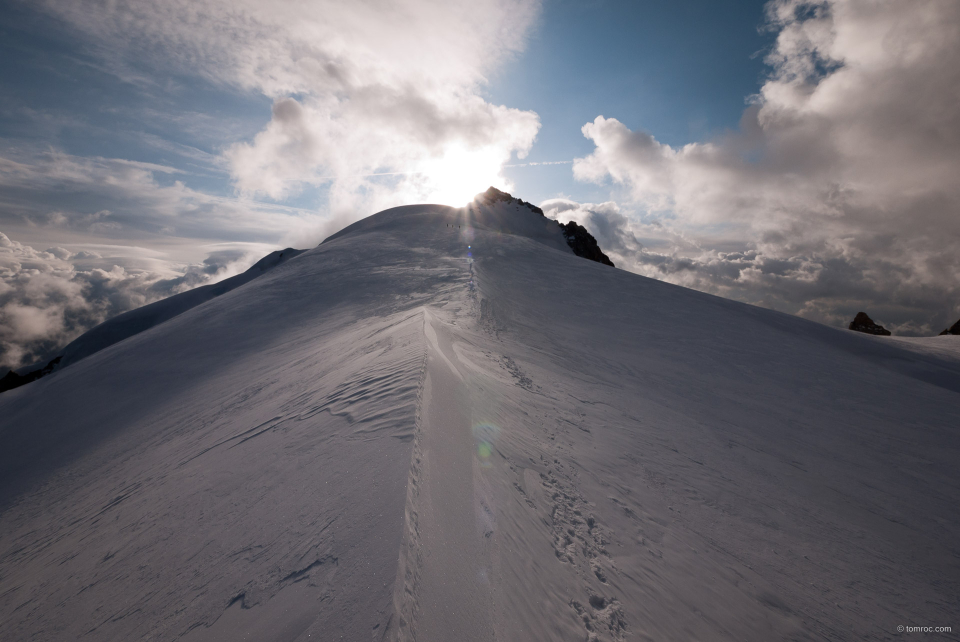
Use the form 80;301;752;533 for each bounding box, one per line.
56;247;306;370
1;198;958;641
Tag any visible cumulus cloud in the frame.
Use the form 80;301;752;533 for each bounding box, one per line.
37;0;543;213
571;0;960;334
0;231;270;370
542;198;956;336
541;199;645;261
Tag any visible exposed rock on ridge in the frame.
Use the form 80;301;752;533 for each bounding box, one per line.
939;317;960;335
476;187;615;267
849;312;891;336
0;357;61;394
559;221;615;267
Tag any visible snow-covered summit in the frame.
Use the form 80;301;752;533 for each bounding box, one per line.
1;189;612;395
474;186;614;266
0;200;958;641
325;187;615;267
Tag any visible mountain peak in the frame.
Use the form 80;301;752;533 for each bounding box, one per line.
1;190;957;640
475;186;545;216
475;187;614;267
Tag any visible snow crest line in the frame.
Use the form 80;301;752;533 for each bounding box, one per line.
388;307;430;642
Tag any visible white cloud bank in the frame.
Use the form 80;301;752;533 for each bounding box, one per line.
0;231;272;370
570;0;960;334
38;0;543;213
0;149;321;369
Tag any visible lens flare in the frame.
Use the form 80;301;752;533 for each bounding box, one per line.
472;421;500;468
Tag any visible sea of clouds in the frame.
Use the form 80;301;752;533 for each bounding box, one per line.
0;231;266;370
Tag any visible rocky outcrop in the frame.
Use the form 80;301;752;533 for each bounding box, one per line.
849;312;891;336
0;357;61;394
477;186;546;216
559;221;615;267
475;187;615;267
939;318;960;335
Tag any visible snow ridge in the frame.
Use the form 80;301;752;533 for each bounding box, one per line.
1;201;959;641
389;310;429;642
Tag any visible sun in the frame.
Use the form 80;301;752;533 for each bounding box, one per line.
417;145;509;207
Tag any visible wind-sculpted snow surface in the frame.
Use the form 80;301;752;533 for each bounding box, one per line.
1;200;959;641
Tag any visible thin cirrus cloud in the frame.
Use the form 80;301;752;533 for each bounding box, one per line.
0;149;325;244
568;0;960;334
37;0;544;211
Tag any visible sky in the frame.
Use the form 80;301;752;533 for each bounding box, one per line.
1;0;959;370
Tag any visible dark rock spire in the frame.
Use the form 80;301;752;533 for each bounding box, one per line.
848;312;891;336
938;317;960;335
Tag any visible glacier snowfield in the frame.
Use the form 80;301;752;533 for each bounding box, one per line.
1;200;958;641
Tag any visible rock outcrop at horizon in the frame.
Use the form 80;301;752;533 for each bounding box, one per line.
0;357;61;394
849;311;891;336
476;187;615;267
939;317;960;335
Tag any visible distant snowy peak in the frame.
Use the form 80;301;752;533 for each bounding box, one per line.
475;187;615;267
